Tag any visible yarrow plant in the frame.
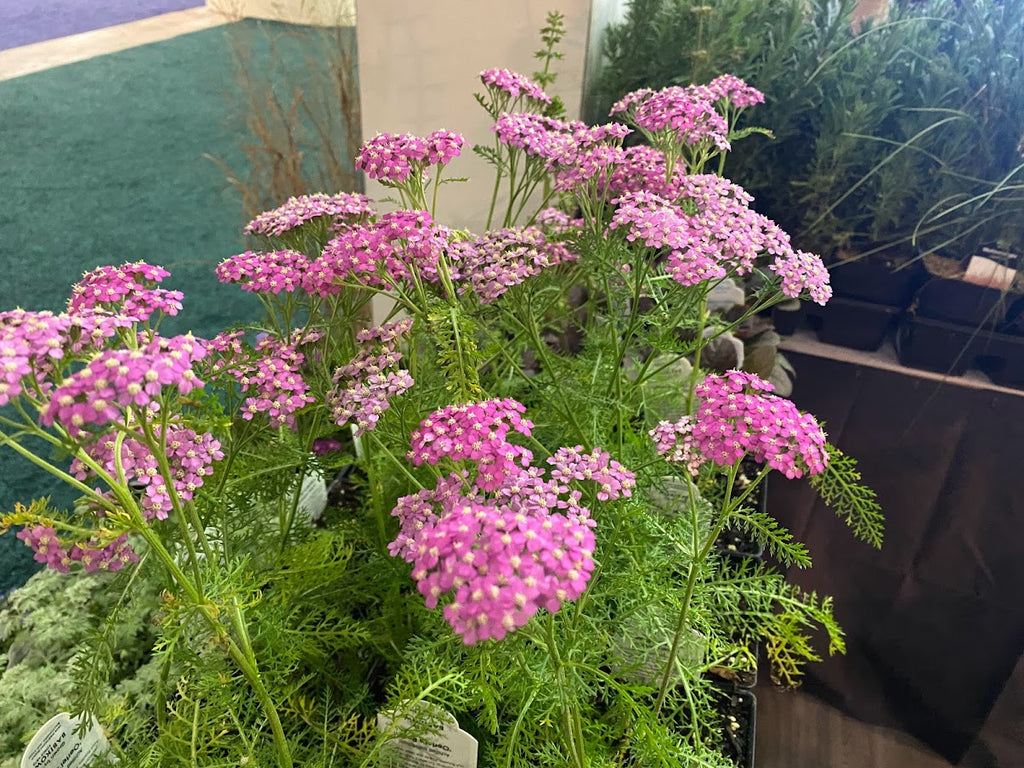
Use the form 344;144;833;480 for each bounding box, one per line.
0;16;881;768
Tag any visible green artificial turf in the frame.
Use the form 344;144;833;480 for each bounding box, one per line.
0;20;358;593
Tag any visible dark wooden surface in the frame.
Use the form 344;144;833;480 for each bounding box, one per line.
755;685;955;768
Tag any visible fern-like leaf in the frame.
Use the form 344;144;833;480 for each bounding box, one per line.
729;508;813;568
809;443;884;547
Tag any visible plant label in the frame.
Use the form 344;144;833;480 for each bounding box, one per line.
296;470;328;524
20;713;113;768
965;254;1015;290
377;702;477;768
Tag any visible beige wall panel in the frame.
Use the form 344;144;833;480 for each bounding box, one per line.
356;0;592;231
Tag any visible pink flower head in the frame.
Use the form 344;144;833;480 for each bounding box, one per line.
684;371;829;478
448;226;578;303
770;249;832;305
356;130;466;184
305;210;450;294
408;398;534;492
69;533;139;573
613;86;730;152
330;318;415;436
547;445;636;501
479;68;551;104
243;192;373;237
396;495;596;644
17;525;72;573
649;417;703;476
492;113;578;168
73;425;223;520
707;74;765;109
42;334;206;431
228;332;315;428
68;262;183;323
215;249;311;295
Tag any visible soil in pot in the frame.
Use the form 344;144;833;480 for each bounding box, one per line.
708;679;757;768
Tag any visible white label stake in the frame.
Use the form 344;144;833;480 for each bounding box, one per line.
377;702;477;768
21;713;113;768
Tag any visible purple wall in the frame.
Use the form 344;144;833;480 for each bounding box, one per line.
1;0;205;51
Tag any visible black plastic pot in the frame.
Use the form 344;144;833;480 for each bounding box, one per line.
973;332;1024;388
914;277;1011;328
807;297;901;351
895;315;979;375
771;303;807;336
719;688;757;768
828;256;927;307
711;641;759;689
999;295;1024;336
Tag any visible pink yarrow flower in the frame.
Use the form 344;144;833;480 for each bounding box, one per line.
42;334;206;431
356;130;466;184
391;461;604;645
480;68;552;103
707;74;765;109
652;371;829;478
448;226;579;303
73;426;223;521
329;319;415;436
216;249;311;295
305;210;450;295
244;192;372;237
68;262;184;322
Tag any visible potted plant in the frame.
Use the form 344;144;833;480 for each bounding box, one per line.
0;32;881;766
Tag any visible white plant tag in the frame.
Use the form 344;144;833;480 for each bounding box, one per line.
377;701;477;768
296;469;328;524
964;254;1015;290
21;713;113;768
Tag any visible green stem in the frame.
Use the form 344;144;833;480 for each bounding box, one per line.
544;615;587;768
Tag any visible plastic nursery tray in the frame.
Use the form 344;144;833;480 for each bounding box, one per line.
828;256;927;307
895;315;979;375
807;296;902;351
914;276;1011;328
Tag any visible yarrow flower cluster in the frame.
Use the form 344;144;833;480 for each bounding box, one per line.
0;309;132;405
215;249;311;294
392;399;638;644
42;334;206;433
73;426;223;521
68;261;184;322
547;445;636;501
243;192;372;238
405;500;595;644
769;248;833;305
706;74;766;109
479;68;551;103
307;210;451;293
449;226;578;303
611;85;730;152
492;113;578;167
650;371;829;478
408;398;535;492
329;319;414;435
356;130;466;184
16;525;137;573
211;331;315;428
